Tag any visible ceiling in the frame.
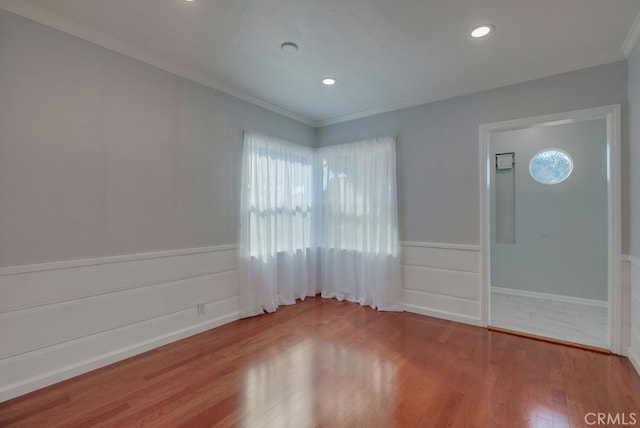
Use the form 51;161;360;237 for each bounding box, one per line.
2;0;640;126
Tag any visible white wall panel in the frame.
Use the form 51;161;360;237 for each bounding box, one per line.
403;265;479;300
0;296;238;402
0;270;237;359
0;246;240;402
401;243;481;326
629;256;640;375
0;246;237;312
622;258;632;352
402;243;480;272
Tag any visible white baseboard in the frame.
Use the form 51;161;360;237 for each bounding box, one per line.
0;245;240;402
629;347;640;376
404;303;482;327
629;328;640;376
0;303;239;402
628;256;640;376
491;286;607;308
402;242;480;273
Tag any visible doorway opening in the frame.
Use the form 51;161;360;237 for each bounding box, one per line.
479;105;621;353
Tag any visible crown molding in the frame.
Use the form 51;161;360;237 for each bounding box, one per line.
4;0;637;129
315;61;629;127
0;0;314;127
622;10;640;58
314;98;425;127
316;90;462;127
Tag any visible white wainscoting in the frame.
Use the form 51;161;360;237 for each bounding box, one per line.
0;245;240;402
627;255;640;375
401;242;482;326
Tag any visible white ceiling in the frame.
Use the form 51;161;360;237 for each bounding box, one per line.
2;0;640;126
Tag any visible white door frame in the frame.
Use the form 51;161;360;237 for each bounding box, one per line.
479;105;622;353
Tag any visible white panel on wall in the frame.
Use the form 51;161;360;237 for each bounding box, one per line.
401;242;482;326
629;256;640;374
0;246;240;402
622;258;632;352
0;247;238;312
0;296;238;402
403;266;479;300
0;270;238;359
402;242;480;273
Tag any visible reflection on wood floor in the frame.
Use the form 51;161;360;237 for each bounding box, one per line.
491;290;608;349
1;297;638;427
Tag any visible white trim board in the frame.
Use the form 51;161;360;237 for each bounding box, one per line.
0;244;238;276
401;241;480;251
403;302;482;327
401;242;480;274
0;245;239;313
491;287;607;308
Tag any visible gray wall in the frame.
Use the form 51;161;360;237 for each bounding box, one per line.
0;8;631;265
0;10;314;267
317;61;628;247
629;46;640;260
490;121;608;300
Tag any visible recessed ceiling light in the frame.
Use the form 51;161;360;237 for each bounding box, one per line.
184;0;195;2
322;77;337;86
471;25;493;38
280;42;299;54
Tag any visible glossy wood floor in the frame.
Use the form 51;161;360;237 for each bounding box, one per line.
1;298;639;427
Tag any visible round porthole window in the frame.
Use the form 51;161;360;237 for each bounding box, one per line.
529;149;573;184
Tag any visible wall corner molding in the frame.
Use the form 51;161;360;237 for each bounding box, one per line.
623;11;640;58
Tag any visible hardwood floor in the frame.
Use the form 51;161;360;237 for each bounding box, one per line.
1;297;639;427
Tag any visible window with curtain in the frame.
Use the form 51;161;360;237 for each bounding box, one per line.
239;132;318;317
318;137;402;311
245;141;314;257
319;138;399;255
239;133;401;316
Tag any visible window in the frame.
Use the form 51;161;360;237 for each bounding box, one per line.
529;149;573;184
318;137;399;256
239;133;401;315
242;133;315;258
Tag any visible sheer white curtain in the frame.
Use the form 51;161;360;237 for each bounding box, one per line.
317;137;402;311
239;132;318;317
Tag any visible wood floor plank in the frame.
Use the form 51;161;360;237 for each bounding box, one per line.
1;297;639;427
